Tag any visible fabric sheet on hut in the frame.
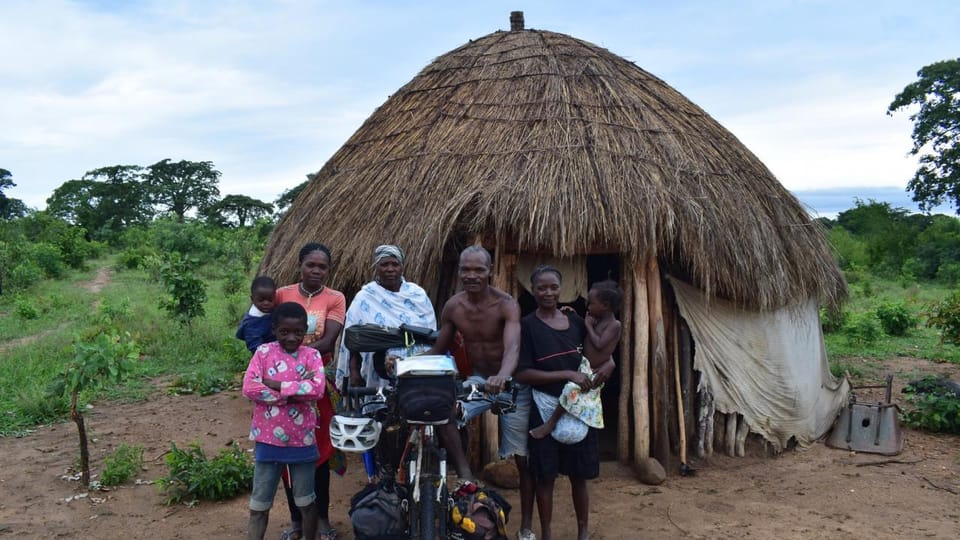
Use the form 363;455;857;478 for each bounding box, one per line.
670;278;850;450
515;255;589;304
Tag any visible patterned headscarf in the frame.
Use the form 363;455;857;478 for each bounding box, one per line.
373;244;404;266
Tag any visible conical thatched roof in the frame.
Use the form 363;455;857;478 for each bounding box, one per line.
261;18;846;310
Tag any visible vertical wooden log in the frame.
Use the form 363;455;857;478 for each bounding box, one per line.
646;259;670;467
632;265;650;462
665;296;679;457
725;413;738;457
482;411;500;464
735;415;748;457
696;385;714;458
617;258;634;464
679;320;695;459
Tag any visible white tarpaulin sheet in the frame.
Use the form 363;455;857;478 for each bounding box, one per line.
670;278;849;450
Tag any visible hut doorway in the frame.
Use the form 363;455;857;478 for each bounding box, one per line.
516;253;622;461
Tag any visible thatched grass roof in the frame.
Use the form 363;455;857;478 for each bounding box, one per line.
261;21;846;310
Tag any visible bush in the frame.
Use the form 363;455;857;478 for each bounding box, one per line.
6;261;44;291
101;444;145;486
117;247;157;270
157;442;253;504
159;252;207;325
875;302;917;336
14;294;40;319
32;242;67;278
820;306;847;334
901;376;960;434
926;292;960;346
167;371;234;396
936;263;960;286
843;313;881;345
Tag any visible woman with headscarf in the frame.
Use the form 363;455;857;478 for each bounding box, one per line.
336;245;437;390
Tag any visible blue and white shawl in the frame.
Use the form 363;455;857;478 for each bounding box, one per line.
336;279;437;390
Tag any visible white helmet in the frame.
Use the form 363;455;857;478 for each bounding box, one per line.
330;415;381;452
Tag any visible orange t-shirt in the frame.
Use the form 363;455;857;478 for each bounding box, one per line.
274;284;346;464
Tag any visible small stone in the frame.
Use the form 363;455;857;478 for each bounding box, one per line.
481;459;519;488
634;458;666;485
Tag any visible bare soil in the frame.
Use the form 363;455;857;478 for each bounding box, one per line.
0;359;957;539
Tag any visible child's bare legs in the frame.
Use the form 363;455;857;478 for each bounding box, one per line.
248;510;269;540
571;476;590;540
529;406;564;439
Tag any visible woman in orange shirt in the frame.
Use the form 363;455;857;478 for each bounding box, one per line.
275;243;346;540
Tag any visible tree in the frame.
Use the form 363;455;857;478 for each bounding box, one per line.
47;166;152;239
145;159;221;222
204;194;274;227
274;174;311;215
0;168;27;219
888;58;960;212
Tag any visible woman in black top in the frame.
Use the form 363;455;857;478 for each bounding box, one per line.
515;266;613;540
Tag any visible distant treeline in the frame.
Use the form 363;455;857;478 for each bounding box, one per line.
817;199;960;284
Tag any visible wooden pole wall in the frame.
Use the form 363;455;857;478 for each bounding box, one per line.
617;258;634;463
482;249;518;465
679;319;695;459
632;264;650;461
646;259;671;466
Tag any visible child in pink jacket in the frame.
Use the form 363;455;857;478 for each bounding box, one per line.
243;302;325;540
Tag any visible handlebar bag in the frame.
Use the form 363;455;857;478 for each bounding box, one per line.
396;355;458;424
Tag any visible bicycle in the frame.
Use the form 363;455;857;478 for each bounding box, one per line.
334;325;517;540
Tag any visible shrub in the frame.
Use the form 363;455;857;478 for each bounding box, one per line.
936;263;960;286
117;247;157;270
6;261;44;291
874;302;917;336
157;442;253;504
221;271;245;296
843;313;881;345
14;294;40;319
820;306;847;334
32;242;67;278
159;252;207;325
167;371;234;396
926;292;960;346
101;444;145;486
901;376;960;434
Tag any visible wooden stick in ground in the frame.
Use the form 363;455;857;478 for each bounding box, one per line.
617;258;634;463
673;329;688;468
633;263;650;461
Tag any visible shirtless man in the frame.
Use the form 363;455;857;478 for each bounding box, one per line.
427;245;536;540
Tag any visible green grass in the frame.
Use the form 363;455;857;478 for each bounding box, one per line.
824;277;960;367
0;258;252;436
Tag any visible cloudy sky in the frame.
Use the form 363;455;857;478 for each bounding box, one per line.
2;0;959;217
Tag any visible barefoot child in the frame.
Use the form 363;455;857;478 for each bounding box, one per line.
236;276;277;352
243;302;325;540
530;280;622;439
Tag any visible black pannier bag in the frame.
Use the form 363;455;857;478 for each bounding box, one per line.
344;324;406;353
349;478;409;540
395;355;459;424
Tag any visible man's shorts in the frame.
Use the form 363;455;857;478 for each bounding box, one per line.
459;374;532;459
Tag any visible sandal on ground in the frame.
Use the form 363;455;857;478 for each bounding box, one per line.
279;526;302;540
319;527;339;540
517;528;537;540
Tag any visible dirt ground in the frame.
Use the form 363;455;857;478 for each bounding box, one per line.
0;359;957;540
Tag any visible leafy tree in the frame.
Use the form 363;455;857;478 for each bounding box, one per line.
835;199;926;275
888;58;960;212
52;332;139;487
274;175;311;214
47;166;151;241
0;168;28;219
145;159;221;222
204;194;273;227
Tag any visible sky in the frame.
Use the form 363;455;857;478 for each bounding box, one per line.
2;0;959;218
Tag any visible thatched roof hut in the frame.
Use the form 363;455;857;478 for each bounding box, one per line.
261;13;849;471
261;14;844;311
